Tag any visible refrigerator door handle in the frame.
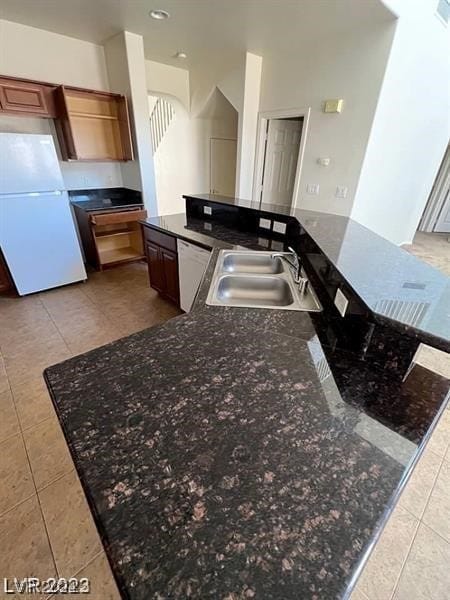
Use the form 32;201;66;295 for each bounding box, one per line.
0;190;65;199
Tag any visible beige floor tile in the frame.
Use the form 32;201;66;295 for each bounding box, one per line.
414;345;450;380
422;459;450;543
23;418;73;490
0;390;20;443
0;433;35;516
75;552;120;600
12;378;56;431
356;505;419;600
349;587;370;600
39;470;102;578
0;496;56;590
46;552;121;600
398;449;443;518
393;523;450;600
0;355;9;395
404;232;450;277
426;409;450;458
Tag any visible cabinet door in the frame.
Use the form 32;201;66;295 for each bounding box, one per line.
146;242;165;293
0;81;49;116
54;86;78;160
118;96;134;161
161;248;180;305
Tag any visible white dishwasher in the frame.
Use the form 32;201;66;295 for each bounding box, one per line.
177;239;211;312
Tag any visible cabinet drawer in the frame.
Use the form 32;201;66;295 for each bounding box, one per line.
90;209;146;226
142;226;177;252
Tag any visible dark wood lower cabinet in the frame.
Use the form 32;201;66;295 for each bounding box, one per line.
160;248;179;305
0;250;14;293
143;228;180;306
145;241;165;294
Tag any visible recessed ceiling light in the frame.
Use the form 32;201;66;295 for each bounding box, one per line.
174;51;187;59
149;9;170;20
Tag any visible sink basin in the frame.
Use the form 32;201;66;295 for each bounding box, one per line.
222;253;284;274
217;275;294;307
206;250;322;312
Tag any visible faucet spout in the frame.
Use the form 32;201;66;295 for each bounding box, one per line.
271;247;304;284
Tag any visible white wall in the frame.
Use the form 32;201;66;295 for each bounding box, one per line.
259;21;396;216
149;95;204;215
145;60;240;214
146;60;190;110
352;0;450;245
104;31;157;214
236;52;262;199
0;19;123;189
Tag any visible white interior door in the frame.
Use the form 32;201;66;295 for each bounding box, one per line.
210;138;237;197
261;119;303;206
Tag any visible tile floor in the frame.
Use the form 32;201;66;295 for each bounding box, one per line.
0;232;448;600
0;263;180;599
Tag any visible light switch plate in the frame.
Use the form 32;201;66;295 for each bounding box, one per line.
324;99;344;113
335;186;348;199
273;221;287;234
259;218;271;229
307;184;320;195
334;288;349;317
203;206;212;215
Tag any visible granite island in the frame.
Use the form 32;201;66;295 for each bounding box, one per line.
45;195;450;599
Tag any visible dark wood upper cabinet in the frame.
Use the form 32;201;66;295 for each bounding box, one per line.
0;75;134;162
0;77;56;117
53;85;77;159
54;86;134;162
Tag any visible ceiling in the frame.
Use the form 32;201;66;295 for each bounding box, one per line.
0;0;395;75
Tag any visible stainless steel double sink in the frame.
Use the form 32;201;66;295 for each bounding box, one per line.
206;250;322;312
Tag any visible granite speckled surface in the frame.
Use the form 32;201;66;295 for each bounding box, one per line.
140;213;285;252
184;194;450;348
45;246;450;600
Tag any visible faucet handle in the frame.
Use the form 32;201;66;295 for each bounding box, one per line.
287;246;296;254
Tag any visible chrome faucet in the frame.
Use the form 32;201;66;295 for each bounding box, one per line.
271;247;309;294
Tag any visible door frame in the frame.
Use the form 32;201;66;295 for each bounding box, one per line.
252;106;311;207
419;143;450;232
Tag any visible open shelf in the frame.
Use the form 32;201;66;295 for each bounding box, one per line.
92;216;145;269
98;247;144;265
69;111;117;120
95;228;131;238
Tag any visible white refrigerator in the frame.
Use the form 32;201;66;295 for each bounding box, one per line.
0;132;86;295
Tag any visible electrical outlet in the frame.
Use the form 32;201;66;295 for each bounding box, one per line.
334;288;349;317
335;186;348;199
203;206;212;215
259;218;271;229
306;183;320;195
273;221;287;234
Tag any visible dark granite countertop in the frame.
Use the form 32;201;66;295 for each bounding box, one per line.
184;194;450;349
140;213;285;252
70;187;143;212
45;244;450;599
